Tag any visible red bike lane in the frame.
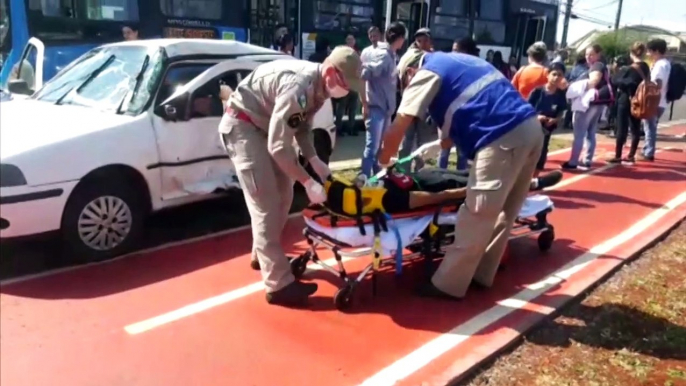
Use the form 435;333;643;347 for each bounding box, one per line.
1;146;684;386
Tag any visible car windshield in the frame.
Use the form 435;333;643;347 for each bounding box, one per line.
32;45;166;115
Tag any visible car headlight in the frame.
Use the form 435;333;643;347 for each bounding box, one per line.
0;164;27;187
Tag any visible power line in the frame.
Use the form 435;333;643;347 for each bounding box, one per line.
579;0;618;12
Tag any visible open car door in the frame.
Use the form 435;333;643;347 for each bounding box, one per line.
7;37;45;97
151;59;261;200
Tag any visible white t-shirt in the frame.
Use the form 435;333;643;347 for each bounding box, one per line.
650;58;671;108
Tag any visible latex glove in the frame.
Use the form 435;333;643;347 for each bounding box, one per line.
308;156;331;182
303;178;327;204
416;140;441;160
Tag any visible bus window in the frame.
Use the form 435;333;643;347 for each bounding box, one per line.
313;1;374;32
0;0;9;60
159;0;222;20
27;0;139;42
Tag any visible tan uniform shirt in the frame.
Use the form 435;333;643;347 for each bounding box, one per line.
222;59;328;180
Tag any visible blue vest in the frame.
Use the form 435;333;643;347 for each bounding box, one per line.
422;52;536;159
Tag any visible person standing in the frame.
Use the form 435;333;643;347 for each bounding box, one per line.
219;47;363;306
608;43;650;164
334;34;361;136
380;50;543;300
491;51;512;79
528;62;568;172
360;22;406;177
438;37;480;172
511;43;549;100
562;44;614;170
641;38;671;161
398;28;436;172
122;24;139;41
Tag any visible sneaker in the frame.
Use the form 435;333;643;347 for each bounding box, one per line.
265;281;318;306
533;170;563;190
639;154;655;162
561;162;577;170
606;157;622;164
622;157;635;164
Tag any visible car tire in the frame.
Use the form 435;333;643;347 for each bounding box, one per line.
61;177;146;263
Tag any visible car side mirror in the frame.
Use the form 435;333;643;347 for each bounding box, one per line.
8;79;31;95
163;105;177;120
155;93;188;121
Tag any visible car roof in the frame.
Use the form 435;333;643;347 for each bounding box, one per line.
101;39;287;59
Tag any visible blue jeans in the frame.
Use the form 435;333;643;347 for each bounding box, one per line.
569;105;604;166
361;107;392;177
642;107;665;158
438;146;468;170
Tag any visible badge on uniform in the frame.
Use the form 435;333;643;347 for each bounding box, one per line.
298;94;307;109
287;112;305;128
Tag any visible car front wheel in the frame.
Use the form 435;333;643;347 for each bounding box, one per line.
61;178;146;263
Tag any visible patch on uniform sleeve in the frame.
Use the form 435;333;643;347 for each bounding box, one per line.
287;112;305;128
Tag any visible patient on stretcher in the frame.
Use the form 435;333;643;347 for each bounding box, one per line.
324;169;562;217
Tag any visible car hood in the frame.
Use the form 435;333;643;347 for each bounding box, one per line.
0;99;135;160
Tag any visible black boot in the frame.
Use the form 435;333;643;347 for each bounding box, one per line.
265;281;318;307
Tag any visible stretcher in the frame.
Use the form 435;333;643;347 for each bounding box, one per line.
290;194;556;310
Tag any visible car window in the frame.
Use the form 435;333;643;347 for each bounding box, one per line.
189;69;242;119
157;63;214;103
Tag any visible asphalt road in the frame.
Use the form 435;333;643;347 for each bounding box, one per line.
1;99;684;280
0;188;311;280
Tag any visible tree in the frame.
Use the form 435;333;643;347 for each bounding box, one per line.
593;29;653;61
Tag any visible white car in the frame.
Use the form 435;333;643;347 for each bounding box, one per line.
0;38;337;261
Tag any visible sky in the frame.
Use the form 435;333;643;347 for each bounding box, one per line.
556;0;686;45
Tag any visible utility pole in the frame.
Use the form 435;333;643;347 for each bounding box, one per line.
560;1;573;47
614;0;624;30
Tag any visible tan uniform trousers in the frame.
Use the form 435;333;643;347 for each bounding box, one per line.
432;116;544;298
220;115;295;293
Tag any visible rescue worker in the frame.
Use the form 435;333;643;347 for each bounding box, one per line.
379;50;544;300
219;46;363;307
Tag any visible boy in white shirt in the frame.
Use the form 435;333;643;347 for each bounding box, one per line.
642;38;671;161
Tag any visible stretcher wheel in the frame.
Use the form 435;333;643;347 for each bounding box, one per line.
537;226;555;252
333;286;354;310
290;252;310;279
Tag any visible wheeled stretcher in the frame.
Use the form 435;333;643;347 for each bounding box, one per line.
288;195;556;310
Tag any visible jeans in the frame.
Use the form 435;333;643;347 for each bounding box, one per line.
614;97;641;159
642;106;665;158
569;105;604;166
361;106;392;177
439;146;468;171
334;92;359;134
398;118;437;173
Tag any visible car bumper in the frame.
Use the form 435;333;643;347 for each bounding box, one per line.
0;181;78;239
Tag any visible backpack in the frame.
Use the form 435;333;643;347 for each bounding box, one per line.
630;64;661;119
666;62;686;102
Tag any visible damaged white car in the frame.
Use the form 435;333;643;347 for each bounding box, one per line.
0;39;337;261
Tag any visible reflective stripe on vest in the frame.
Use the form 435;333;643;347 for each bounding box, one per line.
440;69;505;136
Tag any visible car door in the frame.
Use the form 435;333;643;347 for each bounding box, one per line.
151;59;255;201
7;37;45;96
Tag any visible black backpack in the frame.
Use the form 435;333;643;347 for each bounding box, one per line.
666;62;686;102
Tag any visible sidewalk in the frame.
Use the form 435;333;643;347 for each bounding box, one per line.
329;118;686;171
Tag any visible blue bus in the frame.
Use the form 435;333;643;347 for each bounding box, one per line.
0;0;250;92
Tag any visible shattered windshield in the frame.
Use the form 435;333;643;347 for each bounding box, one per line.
32;45;166;115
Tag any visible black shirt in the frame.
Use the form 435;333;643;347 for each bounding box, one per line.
528;86;568;131
612;61;651;102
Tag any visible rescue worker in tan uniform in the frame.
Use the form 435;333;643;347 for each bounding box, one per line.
379;50;544;300
219;46;363;306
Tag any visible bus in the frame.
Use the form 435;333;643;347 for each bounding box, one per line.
0;0;250;92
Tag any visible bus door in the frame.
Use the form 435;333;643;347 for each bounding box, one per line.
515;15;546;65
7;37;44;96
389;0;430;38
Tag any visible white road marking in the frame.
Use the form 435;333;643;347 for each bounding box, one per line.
124;255;355;335
122;158;631;334
357;191;686;386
